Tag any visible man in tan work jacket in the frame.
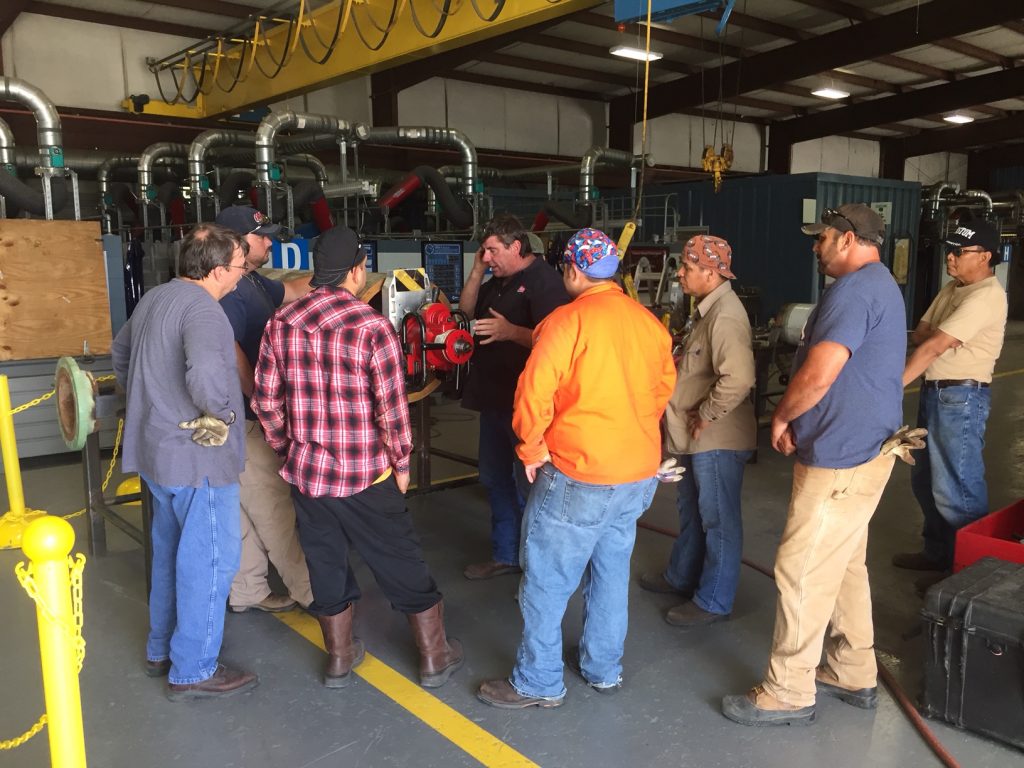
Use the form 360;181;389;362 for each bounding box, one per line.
639;235;756;627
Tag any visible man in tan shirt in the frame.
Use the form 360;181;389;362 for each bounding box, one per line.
893;218;1007;578
639;235;756;627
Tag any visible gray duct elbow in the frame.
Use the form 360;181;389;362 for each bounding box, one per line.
97;155;141;202
256;110;353;185
579;147;652;203
0;77;62;168
963;189;993;215
355;124;478;198
190;130;256;199
0;117;14;168
139;142;189;198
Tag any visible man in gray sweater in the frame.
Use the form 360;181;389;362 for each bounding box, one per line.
112;224;256;701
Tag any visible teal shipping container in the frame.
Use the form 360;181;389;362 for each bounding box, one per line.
636;173;921;325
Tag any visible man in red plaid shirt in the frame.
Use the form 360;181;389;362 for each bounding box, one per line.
253;226;463;690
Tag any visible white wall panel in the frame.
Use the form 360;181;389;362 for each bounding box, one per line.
791;136;880;176
635;114;762;172
557;99;605;156
304;77;372;124
904;152;968;188
398;78;606;156
397;79;448;129
504;89;558;154
5;14;194;112
444;79;506;150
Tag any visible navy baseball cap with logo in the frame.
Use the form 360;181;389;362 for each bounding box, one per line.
945;219;1001;262
215;205;282;238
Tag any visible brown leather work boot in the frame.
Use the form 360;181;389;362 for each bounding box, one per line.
166;663;259;702
407;600;464;688
318;605;365;688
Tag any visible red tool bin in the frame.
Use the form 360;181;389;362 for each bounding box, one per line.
954;499;1024;573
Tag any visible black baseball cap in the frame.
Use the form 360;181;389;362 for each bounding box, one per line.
945;219;1001;259
215;205;282;238
311;227;367;287
802;203;885;246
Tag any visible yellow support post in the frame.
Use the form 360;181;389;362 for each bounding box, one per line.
0;375;46;549
21;516;87;768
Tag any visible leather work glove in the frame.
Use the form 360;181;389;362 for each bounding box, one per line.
655;458;686;483
881;425;928;465
178;413;234;447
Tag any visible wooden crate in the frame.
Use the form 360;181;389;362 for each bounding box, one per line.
0;219;112;361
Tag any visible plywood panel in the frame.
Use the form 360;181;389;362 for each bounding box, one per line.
0;220;112;361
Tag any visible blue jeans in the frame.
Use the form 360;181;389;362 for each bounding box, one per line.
511;464;658;699
910;384;991;568
665;450;752;615
143;474;241;685
477;409;528;565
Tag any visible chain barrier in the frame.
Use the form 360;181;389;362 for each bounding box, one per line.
0;555;86;751
7;375;121;521
0;374;115;750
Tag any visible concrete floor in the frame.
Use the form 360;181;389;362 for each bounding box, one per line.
1;326;1023;767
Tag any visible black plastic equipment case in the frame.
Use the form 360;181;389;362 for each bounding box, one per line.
921;557;1024;750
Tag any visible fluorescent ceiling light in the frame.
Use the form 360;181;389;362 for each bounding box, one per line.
610;45;663;62
943;113;974;124
811;87;850;100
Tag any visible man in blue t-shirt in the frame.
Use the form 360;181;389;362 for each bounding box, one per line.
723;204;907;727
216;206;314;613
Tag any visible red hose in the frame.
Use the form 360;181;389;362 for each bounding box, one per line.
636;519;962;768
379;173;423;211
531;210;550;232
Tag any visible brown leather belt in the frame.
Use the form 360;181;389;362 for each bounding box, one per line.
923;379;990;389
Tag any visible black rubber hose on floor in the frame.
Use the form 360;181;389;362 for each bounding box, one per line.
636;519;962;768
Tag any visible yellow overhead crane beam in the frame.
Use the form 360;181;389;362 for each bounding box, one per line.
143;0;602;120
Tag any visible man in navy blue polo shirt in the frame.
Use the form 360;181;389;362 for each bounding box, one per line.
215;205;314;613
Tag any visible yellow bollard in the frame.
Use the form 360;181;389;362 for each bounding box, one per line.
0;375;46;549
21;516;87;768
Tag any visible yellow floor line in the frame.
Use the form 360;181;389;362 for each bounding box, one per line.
905;366;1024;395
274;610;539;768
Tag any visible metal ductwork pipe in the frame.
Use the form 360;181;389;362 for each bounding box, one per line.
279;153;329;185
139;142;190;200
963;189;994;215
579;147;653;203
0;116;14;169
322;179;380;200
1;76;63;169
255;110;353;185
355;124;477;198
922;181;959;218
98;155;142;204
188;129;260;219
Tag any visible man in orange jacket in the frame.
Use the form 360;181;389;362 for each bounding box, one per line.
478;228;677;709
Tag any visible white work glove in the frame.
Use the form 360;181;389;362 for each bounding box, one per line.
178;413;233;447
881;425;928;465
655;458;686;483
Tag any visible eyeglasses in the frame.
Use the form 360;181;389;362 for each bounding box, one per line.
946;245;985;258
221;263;248;271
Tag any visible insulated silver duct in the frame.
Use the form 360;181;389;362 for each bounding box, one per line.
579;147;653;203
255;110;354;185
922;181;959;218
188;129;260;211
0;76;62;169
0;117;13;169
322;179;380;200
355;124;477;198
139;142;190;200
98;155;142;202
280;153;329;184
963;189;994;215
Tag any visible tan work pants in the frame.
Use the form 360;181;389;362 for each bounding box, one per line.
763;451;896;707
230;421;313;607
